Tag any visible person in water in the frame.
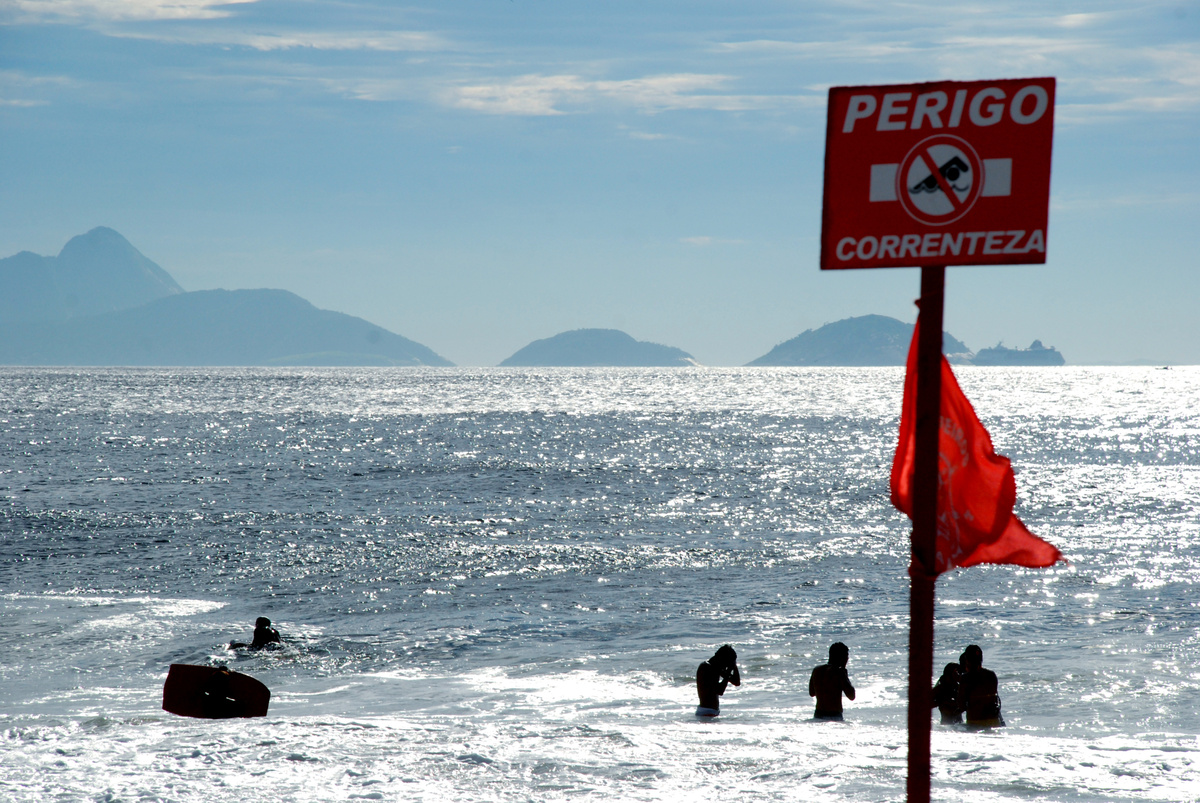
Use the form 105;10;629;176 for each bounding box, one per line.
809;642;855;720
229;617;282;650
932;662;963;723
957;644;1004;727
695;644;741;717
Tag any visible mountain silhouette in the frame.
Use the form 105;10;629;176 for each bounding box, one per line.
0;288;452;366
748;314;970;366
500;329;698;367
0;229;451;366
0;227;184;323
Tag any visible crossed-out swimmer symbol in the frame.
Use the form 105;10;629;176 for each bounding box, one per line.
897;135;983;225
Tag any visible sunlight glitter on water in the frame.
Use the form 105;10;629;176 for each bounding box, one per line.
2;366;1199;801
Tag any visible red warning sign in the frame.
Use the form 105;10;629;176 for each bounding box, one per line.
820;78;1055;270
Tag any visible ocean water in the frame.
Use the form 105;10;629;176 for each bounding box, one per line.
1;366;1198;803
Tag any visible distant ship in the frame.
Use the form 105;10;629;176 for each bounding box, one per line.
971;339;1065;366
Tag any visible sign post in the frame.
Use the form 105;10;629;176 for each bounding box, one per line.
908;263;943;802
819;77;1056;802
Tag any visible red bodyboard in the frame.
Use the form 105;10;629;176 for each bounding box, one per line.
162;664;270;719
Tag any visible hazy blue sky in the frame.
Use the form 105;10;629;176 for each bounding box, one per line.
2;1;1198;365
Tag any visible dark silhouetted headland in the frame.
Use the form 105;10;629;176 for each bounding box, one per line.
747;315;971;366
0;229;451;366
500;329;698;367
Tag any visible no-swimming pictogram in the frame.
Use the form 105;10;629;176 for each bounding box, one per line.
868;135;1013;226
898;135;981;225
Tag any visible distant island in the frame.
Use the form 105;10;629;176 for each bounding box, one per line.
500;329;699;367
0;230;1069;368
971;340;1065;366
0;228;452;367
747;315;972;366
747;315;1066;366
748;315;1065;366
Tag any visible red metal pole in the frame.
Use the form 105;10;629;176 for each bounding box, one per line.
907;265;945;803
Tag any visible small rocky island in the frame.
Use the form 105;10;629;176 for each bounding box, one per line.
747;315;971;366
748;315;1064;366
500;329;699;367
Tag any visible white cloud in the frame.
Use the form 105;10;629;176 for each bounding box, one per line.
106;27;448;52
600;74;767;112
0;69;76;107
11;0;1196;128
626;130;676;141
1048;44;1200;122
238;31;442;53
1154;47;1200;89
212;69;799;117
445;72;779;116
715;39;920;60
10;0;258;21
448;73;579;116
680;236;745;246
10;0;448;52
716;15;1200;126
1055;12;1108;28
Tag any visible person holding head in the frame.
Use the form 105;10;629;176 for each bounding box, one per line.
695;644;741;717
809;642;856;720
932;662;963;723
957;644;1004;727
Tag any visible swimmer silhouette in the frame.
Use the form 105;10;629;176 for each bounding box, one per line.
910;156;971;194
809;642;855;720
958;645;1004;727
229;617;282;651
932;662;963;723
695;644;741;717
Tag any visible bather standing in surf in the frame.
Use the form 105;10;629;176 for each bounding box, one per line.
695;644;741;717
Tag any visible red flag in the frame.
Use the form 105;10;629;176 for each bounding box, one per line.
891;321;1062;575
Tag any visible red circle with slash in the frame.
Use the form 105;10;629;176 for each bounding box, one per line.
896;134;984;226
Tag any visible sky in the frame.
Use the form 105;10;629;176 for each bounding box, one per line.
2;0;1198;366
